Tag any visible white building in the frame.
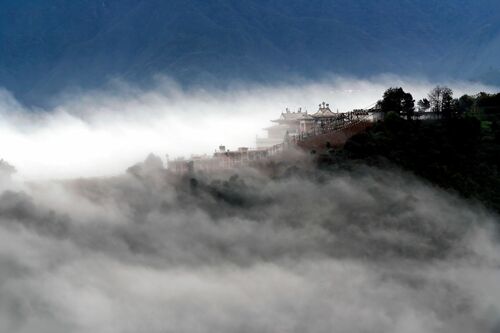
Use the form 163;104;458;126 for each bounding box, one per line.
256;103;341;148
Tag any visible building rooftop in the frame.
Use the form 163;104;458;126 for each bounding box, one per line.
272;107;313;122
311;102;337;118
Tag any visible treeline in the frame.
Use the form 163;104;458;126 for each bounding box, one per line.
375;86;500;121
331;87;500;212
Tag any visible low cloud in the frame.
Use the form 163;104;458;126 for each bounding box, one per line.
0;76;499;332
0;75;497;180
0;162;499;332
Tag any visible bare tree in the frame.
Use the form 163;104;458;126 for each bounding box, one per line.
428;86;453;118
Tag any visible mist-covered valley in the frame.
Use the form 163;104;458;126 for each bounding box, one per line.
1;153;499;332
3;0;500;331
1;72;500;332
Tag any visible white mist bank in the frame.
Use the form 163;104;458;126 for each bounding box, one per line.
0;164;499;332
0;75;497;180
0;75;499;333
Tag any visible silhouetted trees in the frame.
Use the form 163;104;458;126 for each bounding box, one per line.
417;98;430;112
428;86;454;118
378;86;500;121
377;87;415;120
457;95;474;116
476;92;500;117
340;87;500;212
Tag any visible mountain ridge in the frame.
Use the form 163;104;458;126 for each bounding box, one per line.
1;0;499;104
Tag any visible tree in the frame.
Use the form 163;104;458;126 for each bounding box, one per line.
377;87;415;120
126;153;164;178
457;95;474;115
402;95;415;120
417;98;430;112
428;86;453;118
441;92;455;120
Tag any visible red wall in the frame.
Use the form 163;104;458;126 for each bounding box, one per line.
296;121;372;152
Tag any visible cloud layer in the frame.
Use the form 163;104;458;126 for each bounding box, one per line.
1;77;499;332
0;162;499;333
0;75;497;180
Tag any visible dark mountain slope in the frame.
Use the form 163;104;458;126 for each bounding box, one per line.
1;0;499;104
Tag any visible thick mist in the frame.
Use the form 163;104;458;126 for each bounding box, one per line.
0;161;499;332
1;76;500;332
0;75;497;180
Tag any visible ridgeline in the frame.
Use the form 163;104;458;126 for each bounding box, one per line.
321;89;500;212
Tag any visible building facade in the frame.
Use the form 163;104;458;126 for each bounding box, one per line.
169;102;372;174
257;102;344;148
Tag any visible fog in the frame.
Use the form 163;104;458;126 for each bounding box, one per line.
0;160;499;333
0;75;497;180
1;76;500;332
